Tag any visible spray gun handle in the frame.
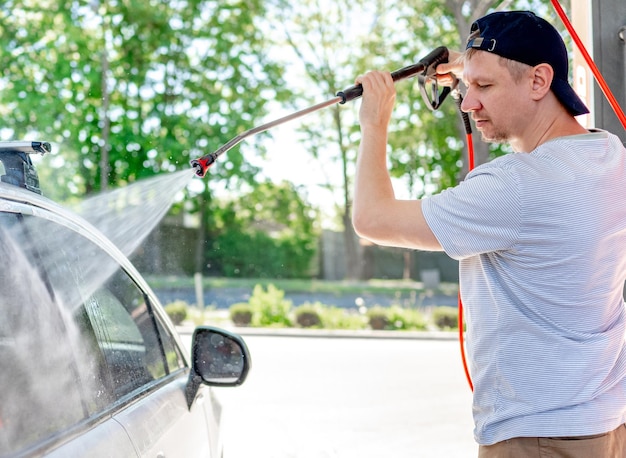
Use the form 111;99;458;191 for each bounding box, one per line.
336;46;450;104
417;46;459;111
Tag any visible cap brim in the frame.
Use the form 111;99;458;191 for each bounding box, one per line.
552;78;589;117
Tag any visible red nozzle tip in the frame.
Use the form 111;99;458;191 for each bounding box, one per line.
190;156;214;178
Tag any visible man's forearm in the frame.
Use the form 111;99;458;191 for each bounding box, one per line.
352;127;395;235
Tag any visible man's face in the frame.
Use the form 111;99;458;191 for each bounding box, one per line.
461;51;532;147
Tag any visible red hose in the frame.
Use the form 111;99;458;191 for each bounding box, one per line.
458;133;475;392
550;0;626;130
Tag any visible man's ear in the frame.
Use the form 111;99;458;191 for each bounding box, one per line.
530;63;554;101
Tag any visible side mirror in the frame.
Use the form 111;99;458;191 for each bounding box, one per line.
185;326;251;408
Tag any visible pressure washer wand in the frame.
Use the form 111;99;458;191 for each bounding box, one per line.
190;97;342;177
190;46;450;177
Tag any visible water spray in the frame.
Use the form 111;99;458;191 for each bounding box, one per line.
190;46;452;177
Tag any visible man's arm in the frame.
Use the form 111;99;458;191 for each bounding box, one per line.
351;71;443;252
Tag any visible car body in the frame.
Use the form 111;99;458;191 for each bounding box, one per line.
0;145;250;457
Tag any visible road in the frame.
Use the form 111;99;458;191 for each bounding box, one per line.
199;334;478;458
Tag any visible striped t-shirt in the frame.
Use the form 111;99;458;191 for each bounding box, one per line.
422;130;626;445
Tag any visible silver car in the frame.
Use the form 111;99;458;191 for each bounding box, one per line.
0;142;251;457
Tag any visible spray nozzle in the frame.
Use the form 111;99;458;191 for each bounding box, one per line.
190;153;218;178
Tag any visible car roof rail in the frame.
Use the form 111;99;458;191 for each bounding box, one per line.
0;141;51;195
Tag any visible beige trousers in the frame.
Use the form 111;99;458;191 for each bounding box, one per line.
478;424;626;458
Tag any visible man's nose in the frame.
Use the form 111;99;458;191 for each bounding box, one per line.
460;90;480;113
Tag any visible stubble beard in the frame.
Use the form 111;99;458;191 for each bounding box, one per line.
479;124;509;145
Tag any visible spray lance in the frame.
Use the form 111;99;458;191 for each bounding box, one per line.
190;46;453;177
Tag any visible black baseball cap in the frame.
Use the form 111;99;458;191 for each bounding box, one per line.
465;11;589;116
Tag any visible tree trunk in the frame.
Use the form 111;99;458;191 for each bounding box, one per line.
403;251;412;280
97;0;111;191
447;0;499;177
332;104;364;280
194;185;209;274
342;210;363;280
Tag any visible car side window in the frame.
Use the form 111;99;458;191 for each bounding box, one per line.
84;267;186;402
85;274;165;399
0;210;186;456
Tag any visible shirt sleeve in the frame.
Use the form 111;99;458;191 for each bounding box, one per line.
421;163;522;260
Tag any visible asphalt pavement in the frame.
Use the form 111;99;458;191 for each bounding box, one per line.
178;331;478;458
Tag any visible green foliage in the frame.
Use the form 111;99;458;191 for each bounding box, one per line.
0;0;287;195
295;301;368;330
318;306;367;330
208;181;318;278
229;302;253;327
386;305;428;331
164;300;189;325
212;230;284;277
249;284;293;328
432;306;459;330
366;305;427;331
225;283;458;332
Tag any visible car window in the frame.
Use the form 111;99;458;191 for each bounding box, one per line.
85;269;169;400
0;208;185;455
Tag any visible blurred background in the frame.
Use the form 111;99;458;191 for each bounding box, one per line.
4;0;611;284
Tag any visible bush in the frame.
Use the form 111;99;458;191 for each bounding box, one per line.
366;305;428;331
432;306;459;330
320;306;367;330
229;302;253;326
164;300;189;325
223;284;457;332
386;305;427;331
249;284;293;327
294;303;323;328
367;306;390;330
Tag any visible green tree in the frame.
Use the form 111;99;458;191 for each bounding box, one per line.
0;0;289;273
209;180;319;278
266;0;389;279
0;0;285;190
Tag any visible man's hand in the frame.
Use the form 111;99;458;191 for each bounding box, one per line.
436;50;464;87
355;71;396;131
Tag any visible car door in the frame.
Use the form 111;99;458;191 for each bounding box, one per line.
0;189;217;457
0;209;138;457
114;379;216;457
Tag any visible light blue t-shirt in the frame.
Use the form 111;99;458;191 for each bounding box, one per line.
422;131;626;445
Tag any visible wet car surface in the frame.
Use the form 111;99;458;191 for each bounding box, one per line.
0;142;250;457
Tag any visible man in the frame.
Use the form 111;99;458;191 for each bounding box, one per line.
352;10;626;457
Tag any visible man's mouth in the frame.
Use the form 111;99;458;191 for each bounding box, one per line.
473;118;489;129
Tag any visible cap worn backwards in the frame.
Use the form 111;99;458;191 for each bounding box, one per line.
466;10;589;116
